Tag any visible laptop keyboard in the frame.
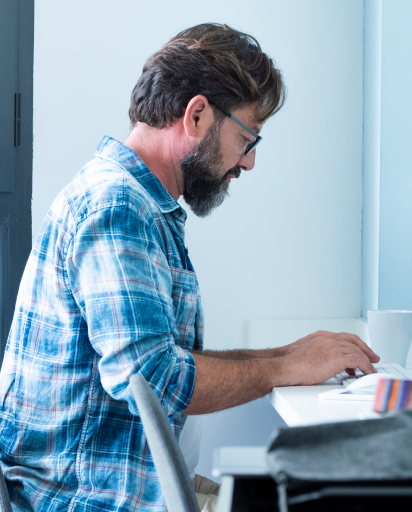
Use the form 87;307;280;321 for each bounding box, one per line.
329;363;412;388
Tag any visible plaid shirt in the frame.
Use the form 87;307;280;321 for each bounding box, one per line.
0;136;203;512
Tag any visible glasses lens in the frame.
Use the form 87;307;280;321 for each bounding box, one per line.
245;136;262;155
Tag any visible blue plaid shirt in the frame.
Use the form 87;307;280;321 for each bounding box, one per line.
0;137;203;512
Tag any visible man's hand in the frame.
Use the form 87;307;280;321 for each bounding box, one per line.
279;331;380;378
280;334;379;386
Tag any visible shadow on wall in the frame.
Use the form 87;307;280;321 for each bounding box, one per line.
196;397;286;482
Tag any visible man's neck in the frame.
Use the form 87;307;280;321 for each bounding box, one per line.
123;122;186;200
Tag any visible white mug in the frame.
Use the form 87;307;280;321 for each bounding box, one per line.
367;310;412;367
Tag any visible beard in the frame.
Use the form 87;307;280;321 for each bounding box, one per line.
180;121;241;218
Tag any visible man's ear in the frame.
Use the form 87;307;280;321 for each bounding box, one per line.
183;95;215;139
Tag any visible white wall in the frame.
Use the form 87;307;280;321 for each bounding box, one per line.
33;0;364;481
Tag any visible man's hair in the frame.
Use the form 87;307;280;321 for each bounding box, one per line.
129;23;286;128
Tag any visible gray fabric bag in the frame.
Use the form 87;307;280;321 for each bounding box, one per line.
266;411;412;511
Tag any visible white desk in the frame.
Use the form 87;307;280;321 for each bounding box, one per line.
269;366;412;427
268;381;376;427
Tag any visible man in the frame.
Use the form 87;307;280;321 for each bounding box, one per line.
0;23;378;511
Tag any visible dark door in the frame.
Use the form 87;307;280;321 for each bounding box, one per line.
0;0;34;361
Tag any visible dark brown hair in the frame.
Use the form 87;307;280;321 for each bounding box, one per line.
129;23;286;128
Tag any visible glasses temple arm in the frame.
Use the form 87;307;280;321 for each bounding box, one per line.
211;103;260;139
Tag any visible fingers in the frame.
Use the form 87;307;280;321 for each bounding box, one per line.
340;341;377;375
345;366;377;376
314;331;380;363
339;333;380;363
356;359;376;375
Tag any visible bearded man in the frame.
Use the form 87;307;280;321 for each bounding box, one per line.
0;23;378;512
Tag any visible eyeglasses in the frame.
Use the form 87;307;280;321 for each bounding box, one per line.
213;104;262;155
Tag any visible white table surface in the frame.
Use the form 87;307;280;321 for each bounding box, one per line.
268;382;377;427
269;365;412;427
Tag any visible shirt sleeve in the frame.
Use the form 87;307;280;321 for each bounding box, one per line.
65;204;196;418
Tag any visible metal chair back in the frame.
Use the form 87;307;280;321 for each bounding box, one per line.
129;374;200;512
0;465;12;512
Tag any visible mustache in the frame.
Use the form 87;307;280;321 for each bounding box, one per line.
224;166;242;180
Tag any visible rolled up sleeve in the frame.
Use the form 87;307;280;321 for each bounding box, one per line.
66;204;196;417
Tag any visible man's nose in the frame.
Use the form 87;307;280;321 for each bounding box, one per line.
237;149;256;171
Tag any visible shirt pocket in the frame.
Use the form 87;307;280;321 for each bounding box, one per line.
170;267;199;350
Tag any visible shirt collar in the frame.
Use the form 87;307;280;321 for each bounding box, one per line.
95;136;186;218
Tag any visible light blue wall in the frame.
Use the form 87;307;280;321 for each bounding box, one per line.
379;0;412;310
362;0;412;315
361;0;381;317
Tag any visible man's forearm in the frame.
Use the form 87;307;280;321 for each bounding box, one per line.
184;353;291;415
201;347;285;360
